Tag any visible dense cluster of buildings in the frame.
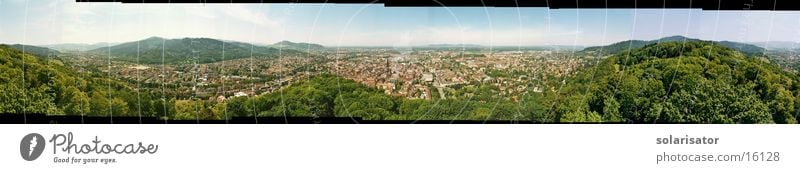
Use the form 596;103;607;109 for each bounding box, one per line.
106;56;321;100
330;49;583;100
87;48;583;102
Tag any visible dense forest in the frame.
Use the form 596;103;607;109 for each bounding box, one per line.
0;45;172;117
581;36;765;56
555;41;800;123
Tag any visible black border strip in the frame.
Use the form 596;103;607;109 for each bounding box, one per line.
75;0;800;10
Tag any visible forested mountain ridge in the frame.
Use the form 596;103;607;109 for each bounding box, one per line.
556;41;800;123
270;40;325;51
88;37;308;64
3;44;60;58
581;36;766;55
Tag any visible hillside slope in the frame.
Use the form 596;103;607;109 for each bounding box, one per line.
3;44;60;58
0;45;167;117
558;41;800;123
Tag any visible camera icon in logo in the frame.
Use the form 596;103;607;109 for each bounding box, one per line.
20;133;45;161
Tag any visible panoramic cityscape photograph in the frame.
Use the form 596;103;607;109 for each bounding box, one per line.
2;0;800;123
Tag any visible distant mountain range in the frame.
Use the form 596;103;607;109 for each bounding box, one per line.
749;41;800;50
581;36;766;55
269;40;325;51
2;44;60;58
43;42;117;52
88;37;307;64
425;44;484;48
6;35;784;65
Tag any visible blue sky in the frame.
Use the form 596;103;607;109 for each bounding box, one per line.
1;0;799;46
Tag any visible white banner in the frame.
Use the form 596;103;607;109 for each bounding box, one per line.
1;125;796;172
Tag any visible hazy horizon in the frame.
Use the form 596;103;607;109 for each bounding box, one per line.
3;35;796;49
1;0;800;47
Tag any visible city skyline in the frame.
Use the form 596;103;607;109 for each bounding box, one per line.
1;0;800;47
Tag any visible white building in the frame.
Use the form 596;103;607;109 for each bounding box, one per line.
233;91;248;97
